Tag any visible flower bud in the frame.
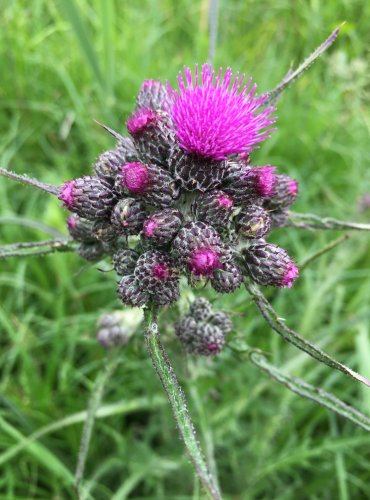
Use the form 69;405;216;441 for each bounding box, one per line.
110;198;146;235
142;208;183;245
67;215;95;242
242;241;299;288
211;261;243;293
236;204;271;239
96;311;131;348
264;174;299;209
127;107;174;165
112;248;139;276
59;176;116;220
193;190;234;227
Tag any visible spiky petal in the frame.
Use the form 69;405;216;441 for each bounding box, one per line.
166;64;276;160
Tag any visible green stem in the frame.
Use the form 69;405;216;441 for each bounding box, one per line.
248;350;370;432
288;211;370;231
244;279;370;389
0;167;59;195
300;234;349;270
75;351;121;499
144;306;221;500
0;239;77;260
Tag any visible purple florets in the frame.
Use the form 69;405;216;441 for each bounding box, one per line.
57;63;300;316
166;64;276;160
127;108;158;136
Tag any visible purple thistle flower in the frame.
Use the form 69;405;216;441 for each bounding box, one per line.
166;64;276;160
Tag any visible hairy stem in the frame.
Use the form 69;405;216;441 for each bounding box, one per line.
0;239;77;260
75;351;122;500
144;306;221;500
300;234;349;270
244;279;370;389
265;24;342;106
0;167;59;195
248;350;370;432
288;211;370;231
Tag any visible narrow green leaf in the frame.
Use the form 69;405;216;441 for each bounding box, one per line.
249;350;370;432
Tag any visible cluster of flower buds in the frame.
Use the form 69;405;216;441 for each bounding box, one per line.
175;298;232;356
96;311;131;348
60;64;299;308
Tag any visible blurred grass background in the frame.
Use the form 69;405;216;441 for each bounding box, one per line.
1;0;370;498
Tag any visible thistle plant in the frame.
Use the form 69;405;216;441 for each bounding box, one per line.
2;23;370;499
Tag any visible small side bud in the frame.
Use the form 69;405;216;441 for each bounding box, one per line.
242;241;299;288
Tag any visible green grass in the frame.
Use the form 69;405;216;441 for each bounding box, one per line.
1;0;370;498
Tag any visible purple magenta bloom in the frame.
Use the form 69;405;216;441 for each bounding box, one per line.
288;179;299;195
143;219;158;237
254;166;276;197
189;247;221;277
127;108;158;136
67;214;77;229
217;192;234;209
59;181;75;208
152;262;171;280
280;263;299;288
166;64;276;160
120;162;149;193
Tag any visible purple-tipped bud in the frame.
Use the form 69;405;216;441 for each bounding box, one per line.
77;242;105;262
97;311;131;348
166;64;275;160
211;261;243;293
142;208;182;245
236;204;271;239
127;107;174;165
223;164;277;204
58;176;116;220
117;275;149;307
189;297;213;321
172;221;230;278
264;174;299;209
92;220;118;242
175;317;225;356
112;248;139;276
193;190;234;226
136;80;169;110
134;251;179;305
190;248;222;277
110;198;146;235
242;241;299;288
168;148;226;192
94;139;138;185
67;215;95;242
116;162;179;208
119;162;150;194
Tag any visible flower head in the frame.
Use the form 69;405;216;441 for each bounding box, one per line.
166;64;276;160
